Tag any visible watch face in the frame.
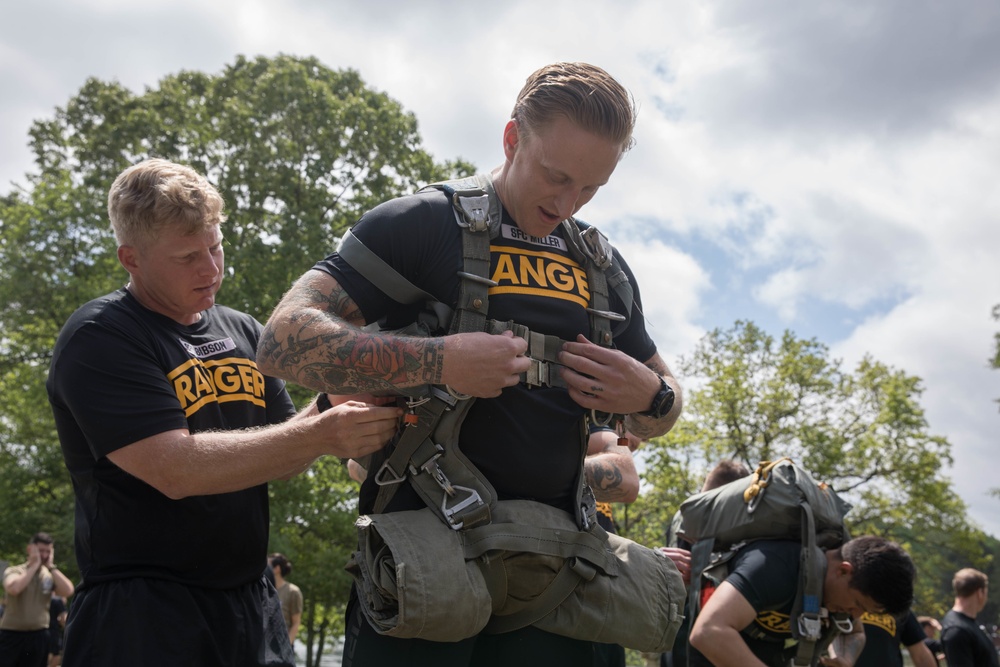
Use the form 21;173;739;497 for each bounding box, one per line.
654;384;675;417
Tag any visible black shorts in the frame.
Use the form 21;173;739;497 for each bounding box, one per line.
342;591;596;667
0;628;49;667
61;576;293;667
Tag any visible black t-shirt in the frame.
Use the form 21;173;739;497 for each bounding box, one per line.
941;609;1000;667
855;610;925;667
688;540;801;667
313;185;656;515
47;289;296;590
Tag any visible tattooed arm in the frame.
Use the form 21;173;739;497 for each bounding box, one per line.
585;429;639;503
257;270;530;397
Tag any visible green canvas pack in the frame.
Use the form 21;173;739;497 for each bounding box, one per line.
346;500;686;652
677;458;853;667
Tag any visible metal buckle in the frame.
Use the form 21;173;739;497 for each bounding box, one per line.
418;454;453;494
797;613;823;641
525;359;554;387
441;485;484;531
580;226;613;270
832;614;854;634
374;460;406;486
453;190;491;233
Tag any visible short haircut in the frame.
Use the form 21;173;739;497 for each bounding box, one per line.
702;460;751;492
953;567;988;598
839;536;915;616
30;532;54;545
511;62;636;154
108;158;226;249
269;553;292;577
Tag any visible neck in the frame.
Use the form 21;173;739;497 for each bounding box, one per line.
954;597;979;617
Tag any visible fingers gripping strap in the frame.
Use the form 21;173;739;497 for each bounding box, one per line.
486;320;569;389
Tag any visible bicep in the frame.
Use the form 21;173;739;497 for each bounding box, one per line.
275;270;368;327
106;429;190;497
694;580;759;635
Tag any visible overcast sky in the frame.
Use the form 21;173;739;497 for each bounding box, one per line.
3;0;999;535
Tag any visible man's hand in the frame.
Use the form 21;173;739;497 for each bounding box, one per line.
318;401;402;460
658;547;692;585
558;335;660;414
440;331;530;398
25;543;42;568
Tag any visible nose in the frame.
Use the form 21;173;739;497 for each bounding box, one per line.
554;187;584;219
197;251;221;278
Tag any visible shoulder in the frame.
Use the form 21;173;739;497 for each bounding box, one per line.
356;190;451;230
727;540;801;586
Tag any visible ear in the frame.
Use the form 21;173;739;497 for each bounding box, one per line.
118;245;139;273
839;561;854;577
502;120;520;161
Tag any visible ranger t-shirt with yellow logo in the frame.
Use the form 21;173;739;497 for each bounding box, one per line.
47;289;295;589
316;187;656;517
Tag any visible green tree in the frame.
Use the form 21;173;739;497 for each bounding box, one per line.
629;320;985;615
0;53;472;660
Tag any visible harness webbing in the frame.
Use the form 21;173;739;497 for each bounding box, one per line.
337;173;631;534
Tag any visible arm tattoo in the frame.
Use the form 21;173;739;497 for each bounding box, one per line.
259;273;443;394
585;458;627;501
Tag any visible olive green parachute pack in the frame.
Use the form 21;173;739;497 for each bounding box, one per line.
677;458;853;666
339;173;686;652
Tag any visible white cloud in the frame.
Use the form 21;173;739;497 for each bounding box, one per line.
2;0;999;536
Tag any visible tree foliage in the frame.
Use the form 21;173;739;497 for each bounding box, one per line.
0;53;471;656
628;321;989;617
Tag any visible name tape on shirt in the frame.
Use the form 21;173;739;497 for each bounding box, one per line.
179;337;237;359
499;223;568;251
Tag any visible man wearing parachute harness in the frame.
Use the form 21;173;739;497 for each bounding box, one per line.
258;62;683;666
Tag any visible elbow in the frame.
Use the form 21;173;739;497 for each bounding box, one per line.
621;479;640;504
255;330;281;377
688;624;706;654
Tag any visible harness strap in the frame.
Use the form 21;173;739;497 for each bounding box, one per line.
792;502;829;666
482;557;596;635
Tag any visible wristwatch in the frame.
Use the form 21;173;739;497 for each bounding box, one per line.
638;376;675;419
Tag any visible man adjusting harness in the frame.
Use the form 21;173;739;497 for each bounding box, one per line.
258;62;685;667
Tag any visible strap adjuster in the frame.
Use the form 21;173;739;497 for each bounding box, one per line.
441;485;484;530
452;190;491;233
797;612;823;641
579;226;613;270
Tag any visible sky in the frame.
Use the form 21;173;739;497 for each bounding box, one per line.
3;0;999;535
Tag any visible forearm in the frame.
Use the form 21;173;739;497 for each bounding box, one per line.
3;563;41;596
625;363;683;440
50;568;74;598
257;271;442;394
585;450;638;502
109;422;323;499
107;401;397;499
691;625;768;667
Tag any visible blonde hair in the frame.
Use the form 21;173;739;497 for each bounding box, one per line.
108;158;226;248
511;62;637;154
